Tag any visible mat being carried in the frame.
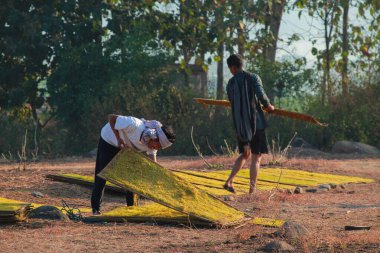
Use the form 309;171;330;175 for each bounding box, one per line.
97;148;248;227
193;98;328;127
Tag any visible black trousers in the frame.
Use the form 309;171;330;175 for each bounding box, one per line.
91;137;135;212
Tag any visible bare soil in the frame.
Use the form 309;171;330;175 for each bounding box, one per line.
0;155;379;252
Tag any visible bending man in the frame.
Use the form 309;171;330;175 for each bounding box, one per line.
91;114;176;214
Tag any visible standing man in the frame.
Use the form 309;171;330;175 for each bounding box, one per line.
224;54;274;194
91;114;176;215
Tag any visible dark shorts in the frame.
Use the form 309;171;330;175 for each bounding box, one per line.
238;129;268;154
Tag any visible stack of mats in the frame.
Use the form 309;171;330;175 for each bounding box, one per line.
0;197;32;223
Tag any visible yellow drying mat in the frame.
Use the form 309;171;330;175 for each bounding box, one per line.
48;172;292;195
48;173;245;196
87;203;284;228
97;148;247;227
176;168;374;188
251;217;285;227
47;166;374;197
46;173;125;193
0;197;91;215
0;197;31;222
0;197;31;212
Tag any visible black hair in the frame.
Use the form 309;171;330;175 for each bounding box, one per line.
227;54;243;68
162;125;176;143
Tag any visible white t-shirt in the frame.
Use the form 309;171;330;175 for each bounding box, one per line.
101;116;157;156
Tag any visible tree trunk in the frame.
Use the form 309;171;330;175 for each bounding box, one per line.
237;25;244;56
322;66;326;105
262;5;270;62
265;0;286;62
326;43;332;102
214;2;225;118
317;45;325;105
324;11;332;103
200;52;208;96
216;43;224;100
179;1;190;86
31;105;42;156
214;42;224;118
94;0;103;48
341;0;349;96
182;48;191;86
229;0;245;56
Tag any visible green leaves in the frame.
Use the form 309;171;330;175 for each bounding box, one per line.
1;0;380;156
311;47;319;56
213;55;221;62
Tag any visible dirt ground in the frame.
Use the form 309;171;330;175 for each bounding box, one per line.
0;154;379;253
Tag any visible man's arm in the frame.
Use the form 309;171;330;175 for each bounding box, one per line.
148;154;157;162
141;149;157;162
108;114;133;149
252;74;274;111
226;79;233;102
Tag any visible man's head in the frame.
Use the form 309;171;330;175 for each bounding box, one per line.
161;125;176;145
227;54;243;75
147;125;176;150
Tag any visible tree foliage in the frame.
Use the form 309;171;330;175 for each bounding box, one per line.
0;0;380;157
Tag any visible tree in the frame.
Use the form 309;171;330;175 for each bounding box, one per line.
341;0;350;96
312;0;340;104
157;0;214;89
263;0;287;63
0;0;107;154
0;1;60;154
296;0;340;104
214;2;226;101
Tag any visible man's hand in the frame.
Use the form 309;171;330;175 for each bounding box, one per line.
243;145;251;159
266;104;275;112
117;138;126;149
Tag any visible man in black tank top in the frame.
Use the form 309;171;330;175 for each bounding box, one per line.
224;54;275;194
